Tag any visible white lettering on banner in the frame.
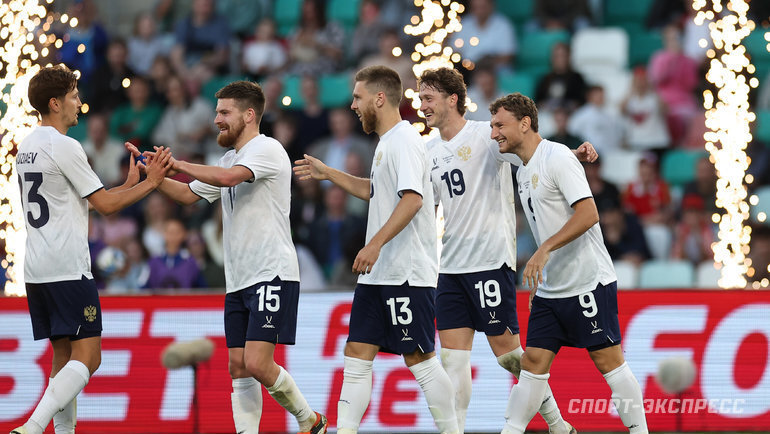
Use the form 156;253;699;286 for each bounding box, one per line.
623;305;708;396
702;304;770;418
149;310;224;420
79;311;144;421
0;314;47;421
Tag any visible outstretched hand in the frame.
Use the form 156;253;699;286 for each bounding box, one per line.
123;152;140;187
144;146;175;186
575;141;598;163
124;142;180;176
293;154;330;181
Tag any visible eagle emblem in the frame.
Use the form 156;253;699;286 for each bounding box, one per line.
532;174;539;190
375;151;383;166
457;146;471;161
84;305;98;323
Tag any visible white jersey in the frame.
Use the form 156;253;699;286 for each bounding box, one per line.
428;120;519;273
190;135;299;293
16;126;104;283
359;120;438;287
515;139;616;298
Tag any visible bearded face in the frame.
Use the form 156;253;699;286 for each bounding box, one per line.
359;99;377;135
216;115;246;148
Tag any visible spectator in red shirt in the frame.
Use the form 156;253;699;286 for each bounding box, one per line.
623;153;672;225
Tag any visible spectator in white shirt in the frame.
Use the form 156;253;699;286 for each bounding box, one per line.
451;0;517;70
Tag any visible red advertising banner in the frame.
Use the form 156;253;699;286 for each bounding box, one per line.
1;290;769;433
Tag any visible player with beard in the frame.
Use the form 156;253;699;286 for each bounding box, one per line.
127;81;327;434
294;66;458;434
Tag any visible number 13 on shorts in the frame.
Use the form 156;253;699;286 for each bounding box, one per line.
386;297;413;325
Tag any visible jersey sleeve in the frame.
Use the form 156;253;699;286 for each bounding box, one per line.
393;135;426;197
549;145;593;206
189;179;221;203
236;139;284;183
56;137;104;198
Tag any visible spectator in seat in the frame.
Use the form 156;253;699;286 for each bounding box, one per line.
547;106;584;150
567;85;624;153
88;38;135;113
82;113;126;187
623;153;672;225
599;200;652;267
450;0;516;70
242;18;287;79
307;108;373;186
146;219;205;290
152;75;217;160
110;76;164;152
671;194;716;264
620;66;671;151
535;42;587;112
466;62;504;121
127;12;172;76
170;0;232;89
286;0;344;76
683;156;718;215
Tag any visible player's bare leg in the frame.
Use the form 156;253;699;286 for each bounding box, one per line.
501;347;557;434
488;332;573;434
337;342;378;434
403;349;459;434
14;337;100;434
589;346;648;434
439;327;474;432
244;341;322;433
229;347;263;434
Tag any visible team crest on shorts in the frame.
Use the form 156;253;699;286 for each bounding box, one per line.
84;305;98;323
375;151;383;166
531;174;539;190
457;145;471;161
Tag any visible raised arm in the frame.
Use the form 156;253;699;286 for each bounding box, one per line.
88;147;173;215
352;190;423;274
293;154;371;201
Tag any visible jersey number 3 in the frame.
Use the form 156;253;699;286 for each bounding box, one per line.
18;172;50;228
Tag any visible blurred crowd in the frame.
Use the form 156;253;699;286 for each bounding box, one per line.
4;0;770;292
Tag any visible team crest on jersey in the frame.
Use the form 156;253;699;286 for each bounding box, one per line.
84;305;97;323
375;151;383;166
531;174;539;190
457;145;471;161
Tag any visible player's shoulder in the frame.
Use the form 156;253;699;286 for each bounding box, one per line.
540;139;575;161
243;134;287;156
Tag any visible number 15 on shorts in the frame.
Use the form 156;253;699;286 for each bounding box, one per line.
256;285;281;312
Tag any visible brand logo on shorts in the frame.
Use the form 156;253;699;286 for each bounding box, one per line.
401;328;413;342
83;305;97;323
262;316;275;329
590;320;603;334
488;311;501;324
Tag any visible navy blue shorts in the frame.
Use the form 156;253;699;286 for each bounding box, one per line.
224;277;300;348
526;281;622;354
436;266;519;336
26;276;102;341
348;282;436;355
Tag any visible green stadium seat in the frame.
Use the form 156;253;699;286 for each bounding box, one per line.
327;0;361;29
757;110;770;143
745;29;770;63
639;260;694;288
628;29;663;67
274;0;302;36
497;71;536;98
661;149;707;187
604;0;655;28
517;30;570;71
319;73;352;108
281;75;304;109
496;0;533;28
